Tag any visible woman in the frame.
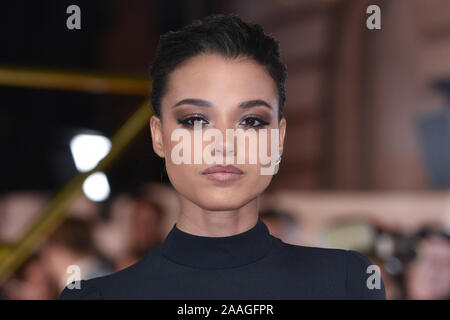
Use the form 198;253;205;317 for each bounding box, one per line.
59;14;386;299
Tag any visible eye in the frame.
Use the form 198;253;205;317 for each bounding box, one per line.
177;116;209;127
240;116;269;128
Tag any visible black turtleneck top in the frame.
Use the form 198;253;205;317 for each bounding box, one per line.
58;218;386;299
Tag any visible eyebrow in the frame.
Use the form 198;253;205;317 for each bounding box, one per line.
239;99;272;110
173;98;212;108
173;98;272;110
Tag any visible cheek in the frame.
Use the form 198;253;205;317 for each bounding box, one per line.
164;154;193;183
235;128;279;165
243;163;273;190
262;127;280;155
162;127;197;164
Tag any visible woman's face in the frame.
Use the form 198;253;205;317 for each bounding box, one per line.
150;53;286;211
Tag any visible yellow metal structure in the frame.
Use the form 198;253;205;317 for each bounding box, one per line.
0;66;153;285
0;66;150;95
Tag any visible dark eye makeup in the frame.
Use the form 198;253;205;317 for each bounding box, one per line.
239;116;270;128
177;115;270;129
177;115;209;127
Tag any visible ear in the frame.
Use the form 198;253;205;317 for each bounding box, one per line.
150;115;165;158
278;117;286;157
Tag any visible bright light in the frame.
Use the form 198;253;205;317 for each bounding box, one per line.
82;172;110;202
70;133;111;172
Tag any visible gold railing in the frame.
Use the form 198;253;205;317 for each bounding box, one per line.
0;66;153;285
0;66;150;95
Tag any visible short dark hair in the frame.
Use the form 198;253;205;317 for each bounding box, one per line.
149;14;287;120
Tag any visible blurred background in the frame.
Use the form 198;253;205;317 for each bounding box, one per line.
1;0;449;300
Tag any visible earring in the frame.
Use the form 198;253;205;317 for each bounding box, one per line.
274;156;282;165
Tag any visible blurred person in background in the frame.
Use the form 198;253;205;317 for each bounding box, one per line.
404;228;450;300
2;252;58;300
365;253;402;300
0;192;48;244
129;197;165;257
40;217;114;292
91;193;165;272
91;193;136;272
114;196;165;270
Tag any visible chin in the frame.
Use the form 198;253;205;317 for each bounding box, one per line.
193;191;253;211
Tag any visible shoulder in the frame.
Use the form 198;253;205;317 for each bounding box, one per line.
272;237;348;267
58;246;163;300
344;249;386;299
272;238;386;299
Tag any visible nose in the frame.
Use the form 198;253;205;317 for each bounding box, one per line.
212;133;235;157
213;142;234;155
210;121;236;159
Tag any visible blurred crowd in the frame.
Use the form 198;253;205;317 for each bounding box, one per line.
0;184;174;300
0;185;449;300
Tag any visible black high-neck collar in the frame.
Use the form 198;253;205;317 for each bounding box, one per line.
160;217;273;269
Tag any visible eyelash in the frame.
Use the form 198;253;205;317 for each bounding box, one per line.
177;116;269;128
177;116;209;127
239;116;269;128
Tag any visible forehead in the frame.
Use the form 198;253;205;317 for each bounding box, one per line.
161;53;278;109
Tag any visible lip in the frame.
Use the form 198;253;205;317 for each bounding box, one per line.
201;165;243;182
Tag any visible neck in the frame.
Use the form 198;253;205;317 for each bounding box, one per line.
175;195;260;237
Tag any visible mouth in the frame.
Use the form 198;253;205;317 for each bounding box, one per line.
201;165;244;182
